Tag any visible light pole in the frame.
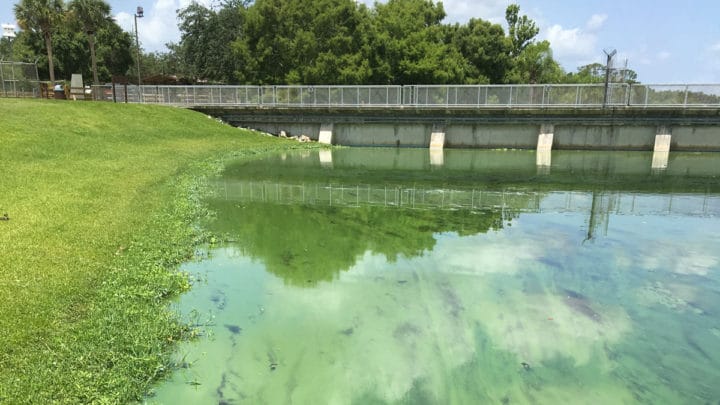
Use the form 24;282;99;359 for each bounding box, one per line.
603;48;617;107
134;6;144;87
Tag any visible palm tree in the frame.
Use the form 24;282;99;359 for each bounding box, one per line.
14;0;65;83
68;0;112;85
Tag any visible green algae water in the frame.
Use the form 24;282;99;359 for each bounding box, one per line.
150;149;720;404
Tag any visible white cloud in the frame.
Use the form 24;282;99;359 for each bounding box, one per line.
442;0;510;24
541;13;608;69
710;42;720;52
545;25;597;61
586;14;607;31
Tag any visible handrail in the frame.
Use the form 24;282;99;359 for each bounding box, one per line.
89;83;720;109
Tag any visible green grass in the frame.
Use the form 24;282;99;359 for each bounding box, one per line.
0;99;308;403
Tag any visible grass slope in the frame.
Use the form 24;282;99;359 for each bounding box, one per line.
0;99;303;403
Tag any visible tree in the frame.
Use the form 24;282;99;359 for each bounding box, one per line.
12;15;132;83
93;20;133;81
564;62;639;84
371;0;464;84
68;0;112;85
446;18;511;83
506;40;563;84
176;1;250;83
14;0;65;83
0;37;14;59
505;4;538;57
170;0;569;85
235;0;373;84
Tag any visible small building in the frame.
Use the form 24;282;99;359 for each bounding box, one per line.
2;24;17;39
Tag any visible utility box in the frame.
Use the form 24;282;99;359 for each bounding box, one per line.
70;74;85;100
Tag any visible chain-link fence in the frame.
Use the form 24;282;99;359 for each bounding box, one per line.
403;84;629;107
92;84;405;106
0;61;39;98
89;83;720;108
628;84;720;106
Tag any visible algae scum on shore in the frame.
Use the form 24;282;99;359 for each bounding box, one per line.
150;148;720;404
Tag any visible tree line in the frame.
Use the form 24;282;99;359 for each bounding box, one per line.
2;0;638;86
5;0;133;84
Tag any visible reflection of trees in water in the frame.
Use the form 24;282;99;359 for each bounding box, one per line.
207;200;514;286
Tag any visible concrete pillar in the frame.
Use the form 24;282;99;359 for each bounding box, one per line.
536;124;553;169
318;123;334;145
430;125;445;150
537;124;554;151
652;126;671;170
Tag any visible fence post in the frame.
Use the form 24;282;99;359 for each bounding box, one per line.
0;63;5;97
626;83;631;106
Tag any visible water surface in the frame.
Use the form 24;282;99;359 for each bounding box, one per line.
151;149;720;404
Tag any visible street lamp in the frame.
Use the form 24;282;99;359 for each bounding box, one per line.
134;6;144;87
603;48;617;107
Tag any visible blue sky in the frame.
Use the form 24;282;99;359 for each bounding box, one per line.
2;0;719;83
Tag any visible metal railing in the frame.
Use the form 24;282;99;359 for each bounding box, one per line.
92;84;403;107
89;83;720;109
403;84;630;107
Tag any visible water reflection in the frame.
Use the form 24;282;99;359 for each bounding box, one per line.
651;150;670;171
207;149;719;284
150;149;720;404
207;199;510;286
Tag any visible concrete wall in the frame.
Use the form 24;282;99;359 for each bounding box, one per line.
671;126;720;151
554;125;657;150
214;108;720;151
240;121;720;151
445;124;538;149
334;123;432;147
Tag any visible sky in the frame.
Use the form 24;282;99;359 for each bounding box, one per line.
2;0;720;83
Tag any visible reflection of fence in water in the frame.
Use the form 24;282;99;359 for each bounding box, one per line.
213;180;720;217
215;180;540;213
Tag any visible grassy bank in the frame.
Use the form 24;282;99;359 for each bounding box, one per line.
0;99;304;403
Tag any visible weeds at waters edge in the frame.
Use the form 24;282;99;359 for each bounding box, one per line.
3;148;320;404
0;98;324;403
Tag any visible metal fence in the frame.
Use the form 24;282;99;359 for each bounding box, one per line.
403;84;630;107
0;61;39;98
92;84;404;107
89;83;720;108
